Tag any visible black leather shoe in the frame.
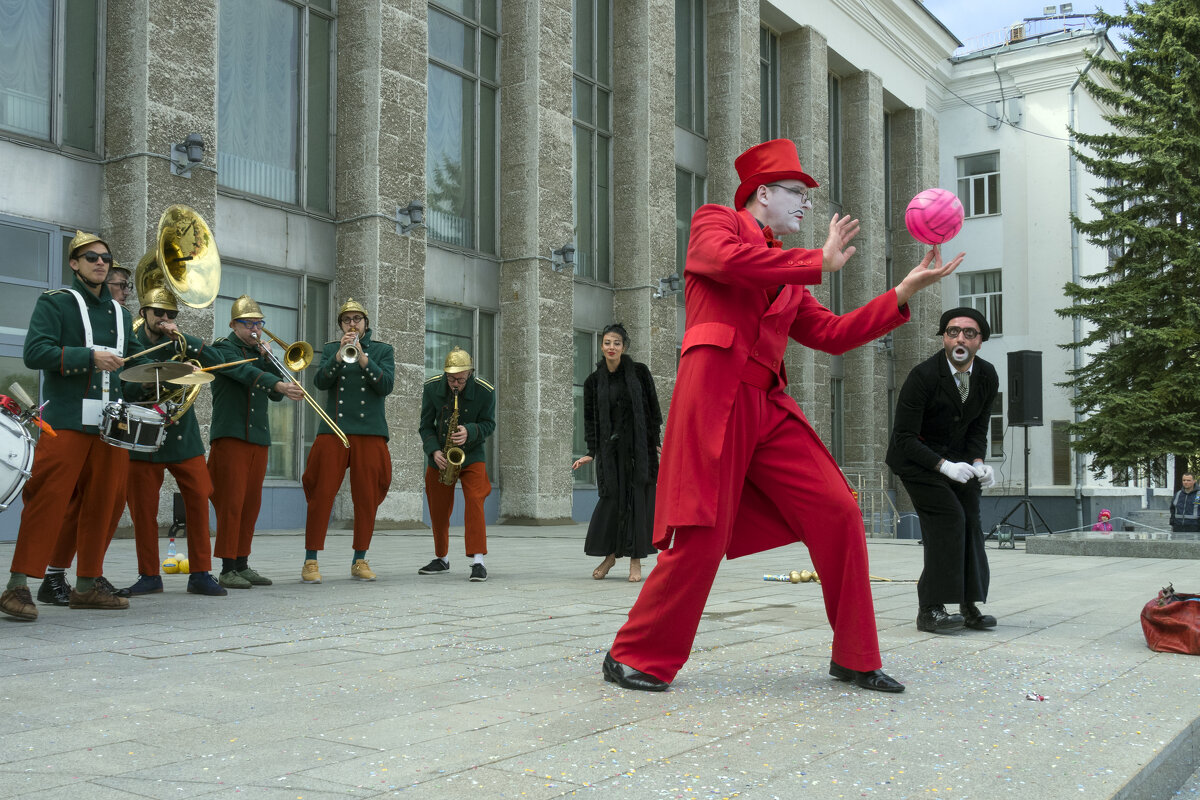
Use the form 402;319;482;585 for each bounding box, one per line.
829;660;905;693
916;604;966;633
602;652;670;692
960;603;997;630
36;572;72;606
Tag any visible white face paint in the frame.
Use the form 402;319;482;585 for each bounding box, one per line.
950;345;970;364
786;195;814;219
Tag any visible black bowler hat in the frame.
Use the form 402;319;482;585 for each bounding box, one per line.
938;307;990;341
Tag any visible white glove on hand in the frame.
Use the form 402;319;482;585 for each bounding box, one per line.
972;462;996;489
938;460;976;484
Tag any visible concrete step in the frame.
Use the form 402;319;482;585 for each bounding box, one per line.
1125;509;1171;531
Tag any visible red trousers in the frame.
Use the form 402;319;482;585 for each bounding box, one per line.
11;430;128;579
46;483;127;571
424;463;490;557
127;456;213;574
610;379;881;682
303;434;392;551
208;438;268;560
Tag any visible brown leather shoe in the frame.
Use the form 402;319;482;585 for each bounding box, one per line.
69;585;130;610
0;586;38;621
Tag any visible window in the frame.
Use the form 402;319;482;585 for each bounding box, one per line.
990;391;1004;459
675;167;706;307
427;1;500;253
0;215;61;406
830;373;844;464
218;0;334;211
759;27;779;141
957;152;1000;217
214;265;330;481
573;0;612;283
0;0;100;151
572;330;600;485
958;270;1003;335
675;0;705;135
1051;420;1070;485
424;302;497;476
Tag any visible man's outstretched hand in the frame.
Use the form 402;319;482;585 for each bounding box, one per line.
895;246;965;308
821;214;861;273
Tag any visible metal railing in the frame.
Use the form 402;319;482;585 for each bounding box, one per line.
842;465;900;539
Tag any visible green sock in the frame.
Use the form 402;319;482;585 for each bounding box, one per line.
7;573;27;590
353;550;366;564
77;577;96;592
306;550;318;561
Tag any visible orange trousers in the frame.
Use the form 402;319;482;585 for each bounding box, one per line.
302;434;392;551
208;438;268;560
46;483;127;571
11;430;129;579
127;456;214;574
424;462;491;557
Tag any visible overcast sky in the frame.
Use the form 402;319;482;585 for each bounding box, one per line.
920;0;1108;45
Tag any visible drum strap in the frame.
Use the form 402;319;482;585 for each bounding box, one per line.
66;289;124;427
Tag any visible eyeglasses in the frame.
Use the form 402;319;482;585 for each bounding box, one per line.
106;281;130;290
236;319;265;328
152;309;179;319
944;327;981;340
765;184;810;204
79;252;114;264
341;315;365;324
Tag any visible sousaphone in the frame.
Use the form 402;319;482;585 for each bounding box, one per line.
132;206;221;422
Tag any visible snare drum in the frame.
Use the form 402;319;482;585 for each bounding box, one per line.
99;401;166;453
0;411;35;510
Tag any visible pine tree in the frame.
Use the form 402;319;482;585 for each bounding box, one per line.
1059;0;1200;478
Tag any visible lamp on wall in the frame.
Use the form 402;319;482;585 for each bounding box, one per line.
396;202;425;235
551;243;576;272
654;273;682;298
170;133;205;178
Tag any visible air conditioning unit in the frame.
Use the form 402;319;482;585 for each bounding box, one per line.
1008;23;1025;42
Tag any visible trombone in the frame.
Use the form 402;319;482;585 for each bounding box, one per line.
252;328;350;449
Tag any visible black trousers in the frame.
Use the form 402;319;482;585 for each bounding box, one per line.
901;471;989;607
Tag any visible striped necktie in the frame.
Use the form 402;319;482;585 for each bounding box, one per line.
956;371;970;402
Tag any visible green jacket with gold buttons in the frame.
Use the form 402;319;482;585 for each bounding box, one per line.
126;328;218;463
419;372;495;469
312;329;394;439
208;333;287;446
22;275;140;434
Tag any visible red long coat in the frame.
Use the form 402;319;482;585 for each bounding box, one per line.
654;205;910;557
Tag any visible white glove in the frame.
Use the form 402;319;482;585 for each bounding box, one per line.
938;460;975;483
972;462;996;489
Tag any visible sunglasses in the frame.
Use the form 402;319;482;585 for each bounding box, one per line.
152;309;179;319
236;319;265;328
78;252;114;264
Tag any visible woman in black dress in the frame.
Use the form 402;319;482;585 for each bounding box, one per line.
571;324;663;582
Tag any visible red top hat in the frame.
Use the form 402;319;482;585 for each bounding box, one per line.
733;139;819;209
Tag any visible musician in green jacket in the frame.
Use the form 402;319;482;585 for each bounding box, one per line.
300;298;395;585
417;347;495;582
206;295;302;590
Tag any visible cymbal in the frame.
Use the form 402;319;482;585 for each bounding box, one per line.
121;361;193;382
167;371;214;386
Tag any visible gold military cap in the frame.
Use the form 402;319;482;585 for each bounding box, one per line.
230;294;265;321
68;230;110;257
338;297;368;320
141;287;178;312
443;346;473;374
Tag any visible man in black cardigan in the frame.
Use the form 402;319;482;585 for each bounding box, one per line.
886;307;999;634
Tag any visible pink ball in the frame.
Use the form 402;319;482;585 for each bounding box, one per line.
905;188;964;245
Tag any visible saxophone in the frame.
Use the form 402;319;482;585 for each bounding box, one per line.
438;391;466;486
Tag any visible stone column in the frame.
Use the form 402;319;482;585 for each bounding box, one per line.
611;0;678;404
496;0;575;523
839;70;888;469
334;1;430;525
778;26;829;438
888;106;941;512
705;0;761;207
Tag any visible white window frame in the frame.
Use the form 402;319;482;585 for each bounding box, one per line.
957;152;1001;218
958;269;1003;336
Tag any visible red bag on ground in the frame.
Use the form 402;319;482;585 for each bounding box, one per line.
1140;584;1200;655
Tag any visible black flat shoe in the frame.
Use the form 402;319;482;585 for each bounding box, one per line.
916;604;966;633
960;603;997;630
829;660;906;693
602;652;670;692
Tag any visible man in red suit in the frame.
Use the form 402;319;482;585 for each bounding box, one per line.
603;139;964;693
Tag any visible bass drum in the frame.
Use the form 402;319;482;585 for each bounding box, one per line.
0;411;35;511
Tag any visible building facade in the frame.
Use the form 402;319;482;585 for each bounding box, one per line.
0;0;961;541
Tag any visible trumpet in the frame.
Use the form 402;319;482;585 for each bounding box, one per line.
339;332;359;364
252;329;350;449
